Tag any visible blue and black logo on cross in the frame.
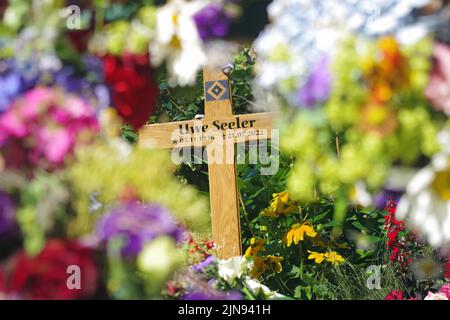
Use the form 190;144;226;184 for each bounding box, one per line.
205;80;230;102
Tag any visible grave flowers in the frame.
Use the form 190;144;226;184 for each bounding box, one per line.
0;0;450;301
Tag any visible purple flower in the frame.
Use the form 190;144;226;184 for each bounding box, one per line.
0;59;38;113
375;189;402;210
96;203;185;256
194;4;231;41
52;58;110;113
298;54;332;108
0;73;21;113
193;255;216;273
0;192;16;236
182;290;242;300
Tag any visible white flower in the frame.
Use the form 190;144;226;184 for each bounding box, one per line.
396;129;450;248
350;181;373;207
244;278;287;300
254;0;432;107
217;256;248;284
150;0;206;87
424;292;449;300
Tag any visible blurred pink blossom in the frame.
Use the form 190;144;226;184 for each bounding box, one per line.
0;87;98;171
425;43;450;116
439;283;450;299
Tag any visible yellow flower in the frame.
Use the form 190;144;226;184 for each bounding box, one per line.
307;251;325;264
324;251;345;266
261;191;297;218
284;223;317;247
260;208;278;218
244;238;266;258
250;256;283;279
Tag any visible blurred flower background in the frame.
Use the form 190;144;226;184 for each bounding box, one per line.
0;0;449;300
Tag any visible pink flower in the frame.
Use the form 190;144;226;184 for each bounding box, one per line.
425;43;450;116
0;87;98;171
439;283;450;299
37;128;72;164
424;291;449;300
0;111;27;140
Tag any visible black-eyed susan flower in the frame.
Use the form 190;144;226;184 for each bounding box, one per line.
283;223;317;247
244;238;266;258
307;251;325;264
324;251;345;266
261;191;297;218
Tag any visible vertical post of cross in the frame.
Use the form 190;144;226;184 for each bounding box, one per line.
203;67;242;259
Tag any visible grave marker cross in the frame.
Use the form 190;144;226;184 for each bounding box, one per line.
139;67;276;258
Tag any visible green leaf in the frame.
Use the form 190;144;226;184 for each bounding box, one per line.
352;221;366;231
294;286;303;299
289;265;302;278
305;286;313;300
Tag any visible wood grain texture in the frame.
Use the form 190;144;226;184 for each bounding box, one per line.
138;112;277;149
203;67;242;259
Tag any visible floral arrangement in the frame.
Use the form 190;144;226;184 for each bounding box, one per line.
385;283;450;300
255;0;450;249
0;0;450;301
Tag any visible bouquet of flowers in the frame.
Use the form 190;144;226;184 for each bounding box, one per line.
1;0;450;301
254;0;450;249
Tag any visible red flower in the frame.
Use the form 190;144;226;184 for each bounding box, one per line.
384;197;414;270
67;30;93;53
103;53;159;130
445;258;450;279
385;290;405;300
204;240;215;250
390;247;400;262
166;281;179;296
0;267;5;293
9;239;98;300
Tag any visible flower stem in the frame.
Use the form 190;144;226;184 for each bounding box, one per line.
239;190;254;238
335;131;340;158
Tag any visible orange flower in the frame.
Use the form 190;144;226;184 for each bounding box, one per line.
359;102;397;137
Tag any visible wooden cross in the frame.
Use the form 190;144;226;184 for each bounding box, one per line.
139;67;276;258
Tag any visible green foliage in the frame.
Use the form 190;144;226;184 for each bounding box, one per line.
102;0;155;23
237;148;293;241
241;194;391;299
316;263;407;300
